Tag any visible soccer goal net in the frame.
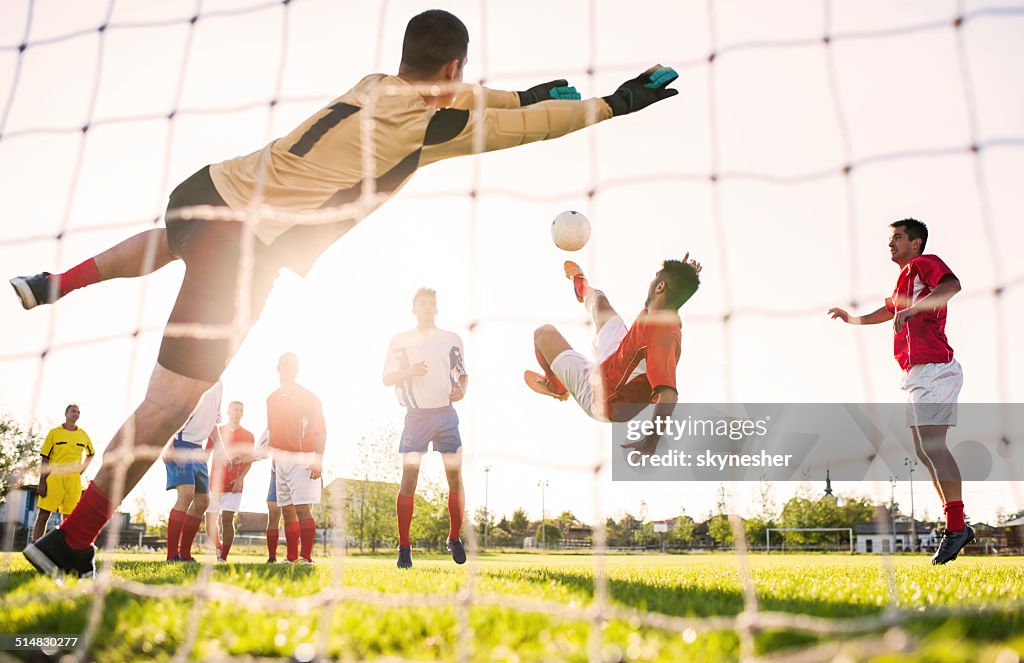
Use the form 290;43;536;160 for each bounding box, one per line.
1;0;1023;661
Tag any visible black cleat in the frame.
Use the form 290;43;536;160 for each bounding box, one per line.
23;528;96;581
447;539;467;565
931;525;975;565
9;272;57;310
397;546;412;569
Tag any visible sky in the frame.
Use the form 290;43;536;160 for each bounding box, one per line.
1;0;1023;529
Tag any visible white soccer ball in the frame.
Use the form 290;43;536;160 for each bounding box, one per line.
550;210;591;252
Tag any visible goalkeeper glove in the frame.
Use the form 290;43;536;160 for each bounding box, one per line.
518;79;582;106
602;65;679;116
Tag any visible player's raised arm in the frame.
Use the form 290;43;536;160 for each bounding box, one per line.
828;304;894;326
420;66;679;165
452;81;581;110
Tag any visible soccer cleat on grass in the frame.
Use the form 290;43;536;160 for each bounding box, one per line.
931;525;975;565
447;539;467;565
563;261;588;303
397;546;412;569
23;528;96;580
266;557;277;564
295;558;314;566
9;272;57;310
523;370;569;402
167;555;183;563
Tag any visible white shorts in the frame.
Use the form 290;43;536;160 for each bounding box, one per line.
901;359;963;427
274;459;322;507
550;314;628;422
208;491;242;514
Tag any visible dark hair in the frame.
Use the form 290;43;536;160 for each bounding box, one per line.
413;287;437;305
890;218;928;254
658;260;701;309
65;403;78;415
400;10;469;77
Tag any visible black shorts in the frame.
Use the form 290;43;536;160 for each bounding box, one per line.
157;167;279;382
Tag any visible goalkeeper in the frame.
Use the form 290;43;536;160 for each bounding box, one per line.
18;9;680;579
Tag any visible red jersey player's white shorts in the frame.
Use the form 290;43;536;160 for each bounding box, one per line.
550;313;629;422
274;458;322;507
901;359;963;427
207;491;242;514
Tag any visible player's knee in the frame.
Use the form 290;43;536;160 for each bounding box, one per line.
534;324;557;344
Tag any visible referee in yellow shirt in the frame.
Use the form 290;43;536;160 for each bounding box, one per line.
34;404;94;541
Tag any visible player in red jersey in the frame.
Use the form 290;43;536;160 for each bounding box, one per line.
267;353;326;564
205;400;256;562
526;256;701;455
829;218;972;564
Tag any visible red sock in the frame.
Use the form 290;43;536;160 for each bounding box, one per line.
397;495;414;547
60;483;113;551
447;492;463;541
51;258;101;299
535;347;567;395
220;540;232;561
266;528;279;560
299;518;316;561
573;275;592;302
284;521;301;562
944;500;965;532
179;514;202;560
165;508;187;559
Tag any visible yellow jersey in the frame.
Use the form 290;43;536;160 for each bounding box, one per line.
40;426;94;474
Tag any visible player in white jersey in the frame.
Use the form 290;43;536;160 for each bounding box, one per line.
383;289;468;568
162;381;224;562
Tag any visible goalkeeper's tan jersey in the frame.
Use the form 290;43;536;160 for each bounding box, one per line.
209;74;612;259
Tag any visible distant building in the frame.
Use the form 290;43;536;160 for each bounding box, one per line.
854;515;936;553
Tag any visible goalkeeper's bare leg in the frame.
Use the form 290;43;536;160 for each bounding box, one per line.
10;229;176;309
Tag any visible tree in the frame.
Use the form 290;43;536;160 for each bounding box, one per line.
555;510;580;535
707;514;734;547
0;412;42;502
408;481;451;550
344;424;401;552
670;514;696;547
473;506;495;547
509;508;531;546
535;522;561;546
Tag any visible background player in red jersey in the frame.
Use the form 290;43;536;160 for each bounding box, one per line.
526;256;702;455
16;9;679;579
267;353;326;564
205;400;255;562
829;218;971;565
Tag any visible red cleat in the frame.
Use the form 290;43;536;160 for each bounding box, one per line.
524;370;569;401
563;261;589;303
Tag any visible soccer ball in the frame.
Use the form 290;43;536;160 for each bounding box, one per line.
550;211;591;252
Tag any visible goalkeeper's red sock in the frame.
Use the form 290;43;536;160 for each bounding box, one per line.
299;518;316;561
179;514;202;560
397;495;414;547
165;508;186;559
60;483;113;551
266;528;279;560
51;258;100;299
534;347;567;395
220;540;232;561
944;500;965;532
447;492;463;541
284;521;301;562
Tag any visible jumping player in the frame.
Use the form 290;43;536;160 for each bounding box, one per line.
19;9;679;579
161;381;224;562
383;288;468;568
828;218;972;564
267;353;325;564
33;405;94;541
205;400;255;562
525;257;701;455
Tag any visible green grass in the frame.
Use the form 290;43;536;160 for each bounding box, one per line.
1;552;1022;661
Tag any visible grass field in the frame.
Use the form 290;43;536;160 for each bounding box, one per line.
1;551;1022;662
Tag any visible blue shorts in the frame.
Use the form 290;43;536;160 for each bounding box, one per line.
165;440;210;492
399;407;462;454
267;469;277;503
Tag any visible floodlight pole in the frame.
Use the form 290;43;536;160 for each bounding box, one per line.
904;458;918;552
483;465;492;549
538;480;549;548
889;475;898;554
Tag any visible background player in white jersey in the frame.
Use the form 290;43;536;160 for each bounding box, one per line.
383;289;469;568
17;9;679;579
158;381;224;563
